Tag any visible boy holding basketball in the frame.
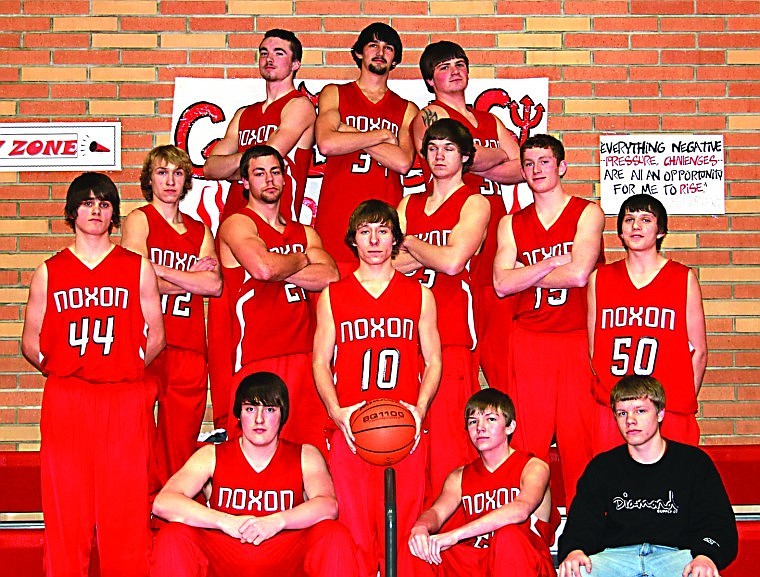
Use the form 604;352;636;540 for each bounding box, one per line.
150;372;359;577
409;388;558;577
313;199;442;577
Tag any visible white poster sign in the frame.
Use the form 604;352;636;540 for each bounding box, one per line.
600;134;724;215
0;122;121;171
170;77;548;232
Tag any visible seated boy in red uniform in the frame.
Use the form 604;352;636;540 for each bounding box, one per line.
408;388;559;577
150;371;359;577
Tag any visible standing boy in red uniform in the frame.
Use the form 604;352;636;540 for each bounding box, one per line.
409;388;558;577
22;172;165;577
204;28;314;221
414;41;524;391
122;145;222;484
204;29;316;430
217;145;337;451
150;372;359;577
313;200;442;577
588;193;707;453
315;22;418;274
395;118;490;498
493;134;605;505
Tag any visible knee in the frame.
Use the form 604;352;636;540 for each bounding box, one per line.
308;520;356;548
153;522;199;551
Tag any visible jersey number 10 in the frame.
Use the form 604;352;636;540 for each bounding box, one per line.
361;348;400;391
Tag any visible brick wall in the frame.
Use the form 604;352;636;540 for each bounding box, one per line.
1;1;758;449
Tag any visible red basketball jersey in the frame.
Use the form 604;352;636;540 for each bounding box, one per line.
592;259;697;414
404;186;477;348
139;204;206;354
222;91;313;222
209;439;305;517
223;208;314;373
428;101;507;291
316;82;409;263
460;450;537;549
512;196;603;332
40;246;146;382
329;272;423;408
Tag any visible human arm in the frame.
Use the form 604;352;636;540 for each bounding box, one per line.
493;202;603;297
360;100;419;174
312;288;365;452
401;194;490;276
266;96;316;156
493;214;570;297
470;116;523;184
686;269;707;395
219;214;309;282
685;451;738;570
21;263;47;372
140;257;166;365
401;286;441;451
315;85;397;156
316;86;417;174
284;226;339;291
121;211;222;297
392;196;423;274
152;445;265;542
203;107;246;181
587;269;598;357
428;457;550;561
408;467;464;564
557;458;608;564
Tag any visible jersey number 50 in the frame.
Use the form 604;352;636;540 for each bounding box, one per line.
611;336;658;376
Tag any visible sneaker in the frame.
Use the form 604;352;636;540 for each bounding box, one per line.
198;428;227;443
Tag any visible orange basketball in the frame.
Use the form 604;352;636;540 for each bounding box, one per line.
349;398;416;466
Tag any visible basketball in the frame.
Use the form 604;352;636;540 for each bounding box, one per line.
350;398;416;466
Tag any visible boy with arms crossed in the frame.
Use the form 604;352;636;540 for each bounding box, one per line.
122;145;222;483
395;118;490;497
315;23;418;273
493;134;605;504
217;145;337;450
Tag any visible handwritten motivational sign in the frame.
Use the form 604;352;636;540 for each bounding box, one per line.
599;134;724;215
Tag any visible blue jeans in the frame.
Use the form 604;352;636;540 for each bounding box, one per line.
582;544;693;577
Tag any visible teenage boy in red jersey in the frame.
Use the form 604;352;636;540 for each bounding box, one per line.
22;172;165;577
588;194;707;453
150;372;359;577
204;28;316;431
414;41;524;392
315;23;418;274
493;134;605;505
217;145;337;451
313;199;442;577
409;388;558;577
122;145;222;484
204;28;314;221
395;118;490;498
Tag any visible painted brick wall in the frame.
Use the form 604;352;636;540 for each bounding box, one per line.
1;1;758;450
